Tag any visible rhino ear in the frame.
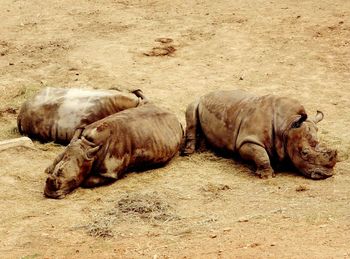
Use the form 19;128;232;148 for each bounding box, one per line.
84;145;101;160
313;110;324;124
291;113;307;129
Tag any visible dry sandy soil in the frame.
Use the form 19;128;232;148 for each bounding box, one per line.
0;0;349;258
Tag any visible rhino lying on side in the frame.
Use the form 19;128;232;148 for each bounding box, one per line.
183;90;337;179
18;87;146;144
44;103;183;199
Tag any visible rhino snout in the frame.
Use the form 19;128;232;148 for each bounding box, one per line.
319;148;337;167
44;176;65;199
310;168;334;180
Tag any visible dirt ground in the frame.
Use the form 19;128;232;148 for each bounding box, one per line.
0;0;349;258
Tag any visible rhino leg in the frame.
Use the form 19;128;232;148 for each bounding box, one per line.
182;99;200;155
239;143;275;179
81;174;115;188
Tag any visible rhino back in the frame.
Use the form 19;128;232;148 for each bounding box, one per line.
17;87;66;142
82;104;183;179
198;90;260;151
17;87;141;143
198;90;306;157
79;91;141;126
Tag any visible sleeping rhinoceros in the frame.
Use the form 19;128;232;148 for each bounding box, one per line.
17;87;146;144
44;103;183;199
182;90;337;180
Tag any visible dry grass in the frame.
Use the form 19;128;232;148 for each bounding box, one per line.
84;192;180;239
0;84;43;141
0;84;42;110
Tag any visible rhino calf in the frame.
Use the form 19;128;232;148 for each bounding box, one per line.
18;87;146;144
44;103;183;199
183;90;337;179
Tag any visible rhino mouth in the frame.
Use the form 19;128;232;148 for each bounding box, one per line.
44;186;67;199
294;145;336;180
297;158;335;180
44;177;77;199
307;167;334;180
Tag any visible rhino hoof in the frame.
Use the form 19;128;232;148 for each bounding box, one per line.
181;146;195;156
257;169;275;179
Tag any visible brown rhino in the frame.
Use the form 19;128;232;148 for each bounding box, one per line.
17;87;146;144
44;103;183;199
183;90;337;179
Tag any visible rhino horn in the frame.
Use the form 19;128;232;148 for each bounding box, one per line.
313;110;324;124
84;145;101;160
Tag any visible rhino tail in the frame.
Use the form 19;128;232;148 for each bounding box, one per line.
181;99;200;156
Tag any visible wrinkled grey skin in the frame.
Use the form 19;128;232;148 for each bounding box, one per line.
18;87;146;144
183;90;337;179
44;103;184;199
44;138;99;199
284;118;337;179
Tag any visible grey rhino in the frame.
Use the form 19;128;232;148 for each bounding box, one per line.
183;90;337;179
17;87;146;144
44;103;183;199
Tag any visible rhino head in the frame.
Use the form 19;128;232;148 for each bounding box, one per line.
282;111;337;179
44;137;100;199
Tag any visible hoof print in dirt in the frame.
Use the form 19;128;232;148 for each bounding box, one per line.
143;38;176;57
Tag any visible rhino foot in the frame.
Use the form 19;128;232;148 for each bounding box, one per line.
239;143;275;179
257;168;275;179
181;139;196;156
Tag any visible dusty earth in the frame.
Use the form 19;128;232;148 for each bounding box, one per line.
0;0;349;258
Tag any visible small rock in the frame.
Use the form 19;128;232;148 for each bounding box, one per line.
249;242;260;248
238;217;249;222
0;137;34;151
295;185;309;192
210;234;217;238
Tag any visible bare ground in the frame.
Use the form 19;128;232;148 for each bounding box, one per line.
0;0;349;258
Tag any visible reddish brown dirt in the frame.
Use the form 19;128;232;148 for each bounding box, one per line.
0;0;349;258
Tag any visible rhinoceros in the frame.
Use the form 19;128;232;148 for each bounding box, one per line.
44;103;183;199
182;90;337;179
17;87;146;144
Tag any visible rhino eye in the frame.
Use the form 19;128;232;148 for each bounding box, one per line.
301;149;309;158
55;168;64;177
